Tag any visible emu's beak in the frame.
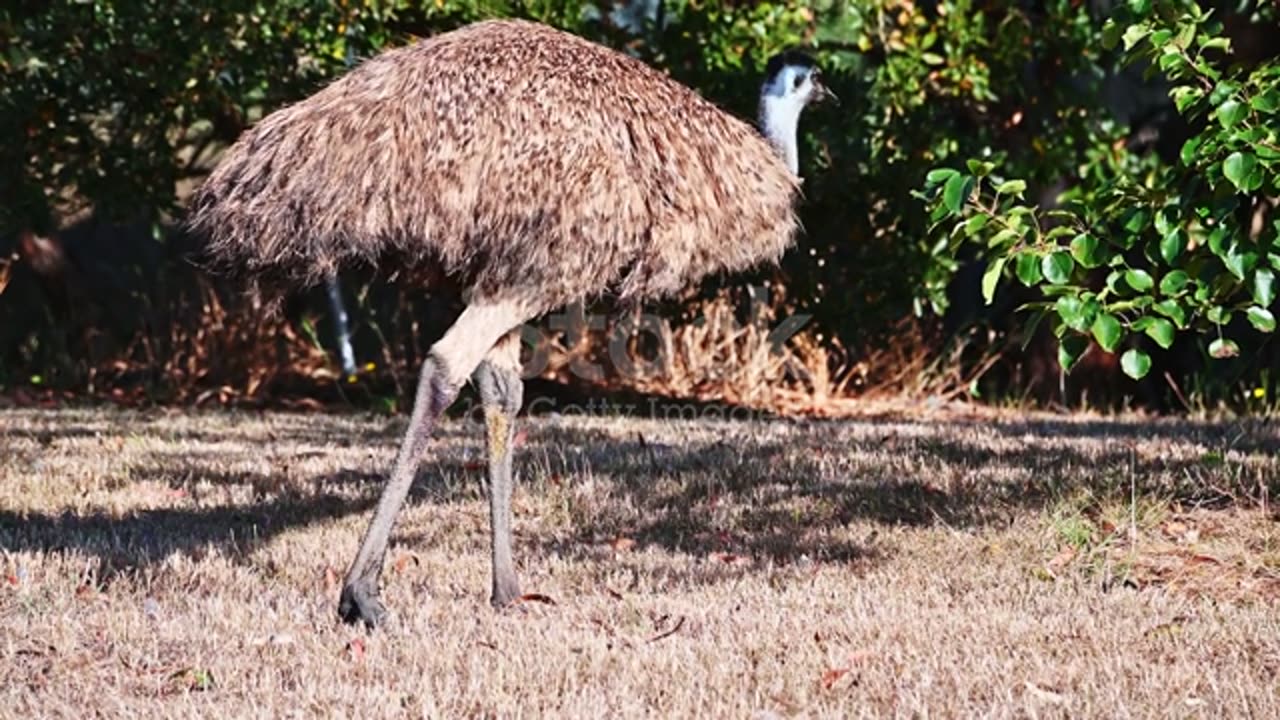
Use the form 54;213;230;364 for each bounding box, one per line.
812;79;839;106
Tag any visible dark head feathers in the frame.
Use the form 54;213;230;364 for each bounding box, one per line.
764;50;818;80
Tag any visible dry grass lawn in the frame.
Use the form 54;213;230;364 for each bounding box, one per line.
2;406;1279;718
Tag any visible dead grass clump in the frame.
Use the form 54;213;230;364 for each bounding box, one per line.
4;409;1280;717
1042;497;1280;603
92;278;333;407
526;289;862;416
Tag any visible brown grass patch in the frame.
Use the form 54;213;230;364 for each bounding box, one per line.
2;408;1279;717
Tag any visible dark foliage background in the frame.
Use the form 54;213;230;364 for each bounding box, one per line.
1;0;1277;412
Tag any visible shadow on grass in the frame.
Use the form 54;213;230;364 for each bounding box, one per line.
2;412;1275;589
0;481;376;587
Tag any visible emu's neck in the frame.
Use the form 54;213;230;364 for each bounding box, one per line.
758;94;804;175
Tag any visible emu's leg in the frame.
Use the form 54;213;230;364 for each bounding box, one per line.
473;332;524;607
339;299;528;628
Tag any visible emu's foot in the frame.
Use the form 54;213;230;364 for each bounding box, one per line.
338;581;387;628
491;576;521;609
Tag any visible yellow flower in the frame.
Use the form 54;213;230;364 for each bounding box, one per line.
1253;387;1266;399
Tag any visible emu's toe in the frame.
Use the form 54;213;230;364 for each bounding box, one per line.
491;578;521;609
338;582;387;628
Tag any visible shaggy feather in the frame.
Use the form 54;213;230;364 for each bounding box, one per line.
188;19;801;314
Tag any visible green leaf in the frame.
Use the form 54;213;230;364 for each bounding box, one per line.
1058;335;1089;372
1154;299;1188;328
1180;136;1202;165
1159;230;1185;264
1247;306;1276;332
1056;296;1094;332
981;256;1007;305
1143;318;1175;348
1171;87;1203;114
1125;268;1155;292
1207;306;1233;325
943;173;973;215
1208;227;1229;257
1210;81;1239;106
1122;23;1151;50
1159;270;1190;296
1123;209;1151;234
1091;313;1123;353
966;159;995;177
1173;22;1196;50
1042;251;1075;284
1251;89;1279;114
1223;151;1258;192
1015;252;1042;287
1216;99;1247;128
1070;234;1102;268
988;227;1022;248
1223;245;1257;280
1199;37;1230;53
1253;268;1275;307
926;168;960;185
963;214;990;236
1101;19;1122;50
995;179;1027;196
1121;349;1152;379
1209;338;1239;358
1127;0;1151;17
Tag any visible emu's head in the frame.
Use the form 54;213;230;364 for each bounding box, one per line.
758;50;834;175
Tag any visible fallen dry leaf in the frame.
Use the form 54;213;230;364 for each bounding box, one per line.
344;638;366;662
820;650;876;689
1048;546;1077;570
0;254;15;296
392;553;420;574
645;616;685;644
820;668;850;690
611;537;636;552
512;593;557;606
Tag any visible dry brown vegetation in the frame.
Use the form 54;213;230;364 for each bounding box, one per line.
2;407;1279;717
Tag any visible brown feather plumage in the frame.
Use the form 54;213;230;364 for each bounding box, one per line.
188;19;801;314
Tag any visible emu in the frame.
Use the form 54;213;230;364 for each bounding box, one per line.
189;19;831;627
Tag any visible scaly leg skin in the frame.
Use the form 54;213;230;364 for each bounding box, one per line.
338;299;529;628
474;332;524;608
338;353;454;628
